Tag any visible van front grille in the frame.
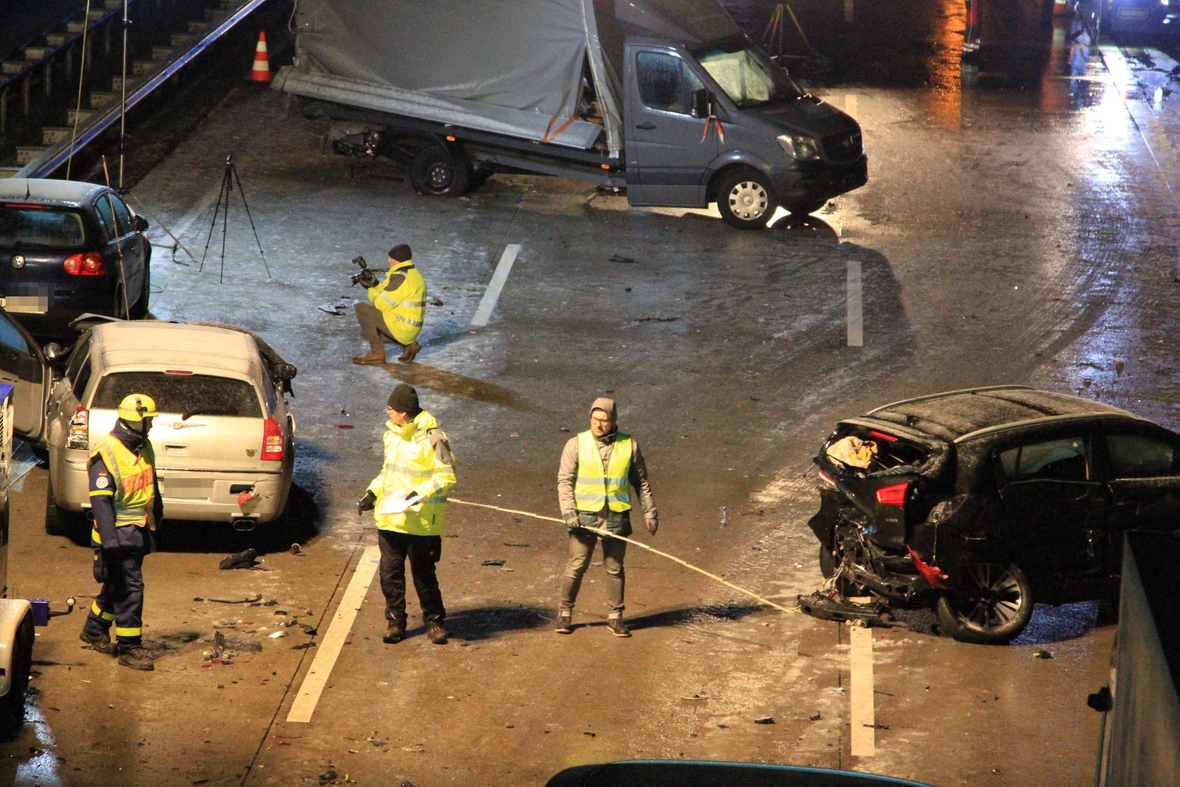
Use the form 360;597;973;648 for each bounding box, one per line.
823;131;863;163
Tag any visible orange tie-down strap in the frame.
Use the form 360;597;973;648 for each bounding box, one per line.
541;113;580;144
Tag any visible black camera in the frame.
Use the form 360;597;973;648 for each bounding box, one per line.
349;255;377;287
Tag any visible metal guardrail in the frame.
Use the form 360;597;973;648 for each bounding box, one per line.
5;0;270;178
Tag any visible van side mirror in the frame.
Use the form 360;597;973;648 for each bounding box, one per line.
42;342;65;362
691;88;712;119
134;215;149;232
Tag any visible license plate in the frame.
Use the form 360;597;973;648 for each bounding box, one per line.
1118;8;1149;18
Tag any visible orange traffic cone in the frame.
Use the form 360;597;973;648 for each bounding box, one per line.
250;31;270;83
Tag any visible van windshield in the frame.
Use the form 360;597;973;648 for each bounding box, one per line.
692;40;805;108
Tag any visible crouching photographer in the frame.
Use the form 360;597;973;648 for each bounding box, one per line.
351;244;426;365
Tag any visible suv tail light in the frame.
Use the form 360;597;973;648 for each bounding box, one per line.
875;482;909;507
261;416;284;461
63;252;107;276
67;407;89;450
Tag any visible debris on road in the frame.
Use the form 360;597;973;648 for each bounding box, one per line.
219;549;258;570
503;542;530;548
634;315;680;323
754;716;775;724
482;559;506;567
210;593;264;604
1034;650;1054;659
317;297;358;315
609;254;636;264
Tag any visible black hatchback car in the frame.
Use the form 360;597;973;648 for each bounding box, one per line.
0;178;150;340
808;386;1180;644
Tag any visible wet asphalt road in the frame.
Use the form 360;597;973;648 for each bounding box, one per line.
3;1;1180;785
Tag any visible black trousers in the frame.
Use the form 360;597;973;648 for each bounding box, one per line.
378;530;445;628
83;549;145;652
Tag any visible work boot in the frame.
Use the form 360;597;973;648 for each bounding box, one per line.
398;341;421;363
382;624;406;644
554;610;573;635
352;349;386;365
79;630;118;655
118;647;155;671
425;622;448;645
607;614;631;638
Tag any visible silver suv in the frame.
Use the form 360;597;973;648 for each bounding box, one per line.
36;320;296;535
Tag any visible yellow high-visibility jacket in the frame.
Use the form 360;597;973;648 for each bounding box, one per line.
367;410;455;535
367;260;426;345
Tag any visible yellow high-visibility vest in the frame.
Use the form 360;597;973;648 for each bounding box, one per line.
573;430;632;513
367;410;456;536
369;260;426;345
90;435;157;529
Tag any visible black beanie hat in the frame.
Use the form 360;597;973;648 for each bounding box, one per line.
388;384;420;415
388;244;412;262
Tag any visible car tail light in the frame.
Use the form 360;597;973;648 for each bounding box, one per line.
875;482;908;507
817;468;836;487
261;416;284;461
63;252;107;276
67;407;89;450
868;430;898;442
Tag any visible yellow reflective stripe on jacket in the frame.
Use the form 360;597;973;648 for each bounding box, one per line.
91;435;157;529
370;261;427;344
573;431;633;513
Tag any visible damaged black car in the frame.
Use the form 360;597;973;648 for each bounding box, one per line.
804;385;1180;644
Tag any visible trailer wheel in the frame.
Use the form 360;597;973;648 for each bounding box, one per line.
716;169;776;229
0;614;33;741
410;145;471;197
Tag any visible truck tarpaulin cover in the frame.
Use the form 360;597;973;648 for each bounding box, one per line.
278;0;624;154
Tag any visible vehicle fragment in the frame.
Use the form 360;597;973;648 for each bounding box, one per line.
219;548;259;570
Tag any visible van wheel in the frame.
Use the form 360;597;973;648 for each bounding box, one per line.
936;560;1033;645
717;169;776;229
410;145;471;197
785;198;827;216
45;481;85;537
130;261;150;320
0;614;33;741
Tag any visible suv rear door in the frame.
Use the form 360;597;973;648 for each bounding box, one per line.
992;427;1105;572
0;308;48;442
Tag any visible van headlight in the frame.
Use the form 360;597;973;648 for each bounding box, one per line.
778;134;820;161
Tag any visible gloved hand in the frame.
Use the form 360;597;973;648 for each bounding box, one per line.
93;549;119;584
358;269;379;289
357;491;376;518
645;513;659;536
377;491;420;516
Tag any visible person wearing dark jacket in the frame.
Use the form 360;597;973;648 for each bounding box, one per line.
78;394;163;671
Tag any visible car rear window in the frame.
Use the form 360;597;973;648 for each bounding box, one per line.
825;424;929;473
0;206;85;248
90;372;262;418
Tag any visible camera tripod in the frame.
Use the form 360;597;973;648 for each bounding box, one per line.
199;154;271;284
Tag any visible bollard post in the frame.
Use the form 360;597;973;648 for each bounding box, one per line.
0;87;6;133
22;78;30;116
45;59;53;98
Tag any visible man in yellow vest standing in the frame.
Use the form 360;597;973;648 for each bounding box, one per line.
357;384;456;644
78;394;163;671
556;397;657;637
352;244;427;365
